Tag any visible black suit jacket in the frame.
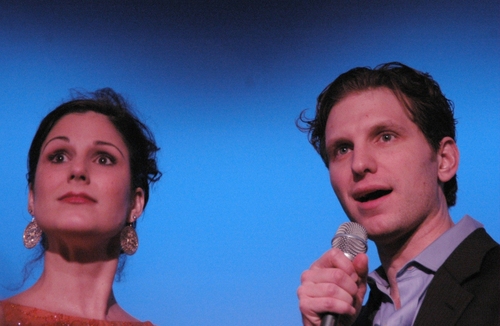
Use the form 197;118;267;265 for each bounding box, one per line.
354;228;500;326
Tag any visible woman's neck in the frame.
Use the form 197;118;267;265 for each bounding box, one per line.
9;250;126;321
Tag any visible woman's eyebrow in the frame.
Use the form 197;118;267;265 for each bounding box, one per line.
41;136;69;152
95;140;125;158
41;137;125;159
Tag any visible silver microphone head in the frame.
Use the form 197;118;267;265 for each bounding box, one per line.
331;222;368;261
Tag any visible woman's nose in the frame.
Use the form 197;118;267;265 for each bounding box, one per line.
69;159;89;183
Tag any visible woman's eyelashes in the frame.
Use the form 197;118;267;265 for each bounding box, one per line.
94;152;117;165
48;150;69;164
46;149;118;166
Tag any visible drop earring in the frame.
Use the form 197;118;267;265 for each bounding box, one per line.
120;217;139;255
23;217;42;249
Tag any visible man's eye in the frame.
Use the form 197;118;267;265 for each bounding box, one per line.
334;145;351;157
338;146;349;154
381;134;394;142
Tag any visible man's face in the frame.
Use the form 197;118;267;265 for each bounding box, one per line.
325;87;447;244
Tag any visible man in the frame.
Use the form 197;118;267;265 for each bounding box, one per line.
297;62;499;326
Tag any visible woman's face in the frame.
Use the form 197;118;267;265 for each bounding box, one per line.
28;111;144;248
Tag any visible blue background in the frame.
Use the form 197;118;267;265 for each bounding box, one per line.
1;1;498;325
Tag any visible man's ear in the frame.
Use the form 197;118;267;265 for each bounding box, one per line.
437;137;459;183
127;188;145;223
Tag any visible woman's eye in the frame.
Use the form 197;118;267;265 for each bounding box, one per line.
96;154;116;165
49;153;67;163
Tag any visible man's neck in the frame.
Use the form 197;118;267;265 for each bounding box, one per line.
375;209;454;307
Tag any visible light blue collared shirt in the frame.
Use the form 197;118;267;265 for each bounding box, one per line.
368;215;483;326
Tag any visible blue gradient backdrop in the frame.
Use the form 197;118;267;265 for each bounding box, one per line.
1;1;498;325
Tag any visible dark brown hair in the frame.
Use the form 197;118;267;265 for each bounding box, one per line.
298;62;457;206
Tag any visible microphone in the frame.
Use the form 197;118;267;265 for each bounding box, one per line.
320;222;368;326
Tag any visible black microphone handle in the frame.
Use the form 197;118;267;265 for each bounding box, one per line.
320;313;337;326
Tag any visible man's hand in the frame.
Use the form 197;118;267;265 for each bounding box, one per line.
297;248;369;326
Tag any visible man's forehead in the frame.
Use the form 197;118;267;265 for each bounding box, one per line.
325;88;418;139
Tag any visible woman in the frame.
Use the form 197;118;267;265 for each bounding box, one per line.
1;88;161;325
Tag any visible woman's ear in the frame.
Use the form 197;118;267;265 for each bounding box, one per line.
128;188;145;223
437;137;459;183
28;183;35;215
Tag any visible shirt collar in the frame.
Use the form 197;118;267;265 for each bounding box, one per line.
369;215;483;282
411;215;483;272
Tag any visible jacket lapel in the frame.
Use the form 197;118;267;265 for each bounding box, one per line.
413;228;495;326
413;266;473;325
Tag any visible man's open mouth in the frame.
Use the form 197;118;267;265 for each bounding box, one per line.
356;189;392;202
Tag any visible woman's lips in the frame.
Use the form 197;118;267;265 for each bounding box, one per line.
58;193;97;204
